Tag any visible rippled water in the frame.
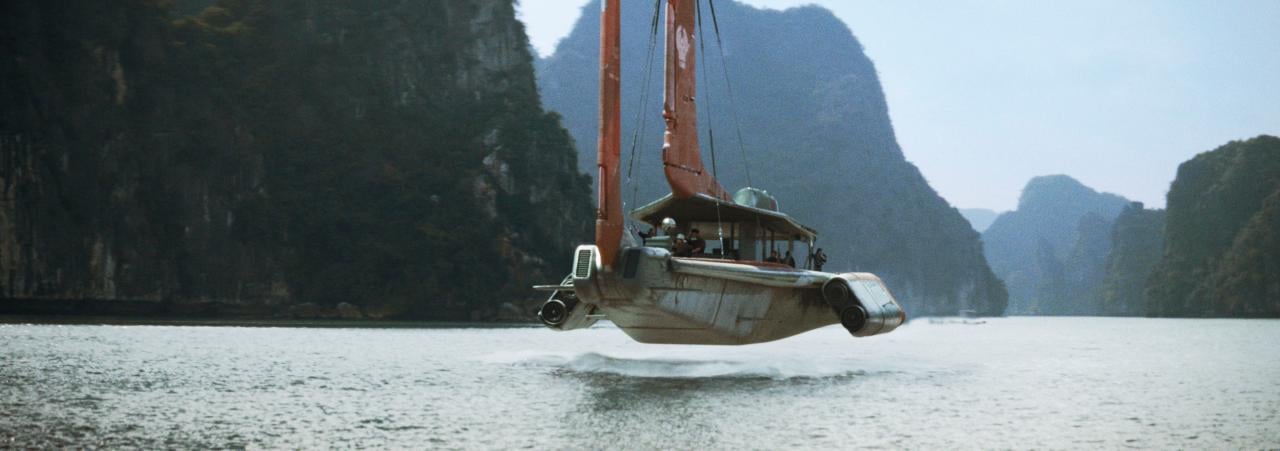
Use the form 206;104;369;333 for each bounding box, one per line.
2;317;1278;448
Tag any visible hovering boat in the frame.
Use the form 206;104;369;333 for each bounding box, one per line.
534;0;905;345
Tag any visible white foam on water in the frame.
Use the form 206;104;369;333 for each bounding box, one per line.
490;351;868;379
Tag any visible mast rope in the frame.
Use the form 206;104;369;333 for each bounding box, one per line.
623;0;663;217
696;0;727;247
709;0;765;259
707;0;754;188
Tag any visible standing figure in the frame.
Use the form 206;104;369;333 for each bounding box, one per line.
687;228;706;255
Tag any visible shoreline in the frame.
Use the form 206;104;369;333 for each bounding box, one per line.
0;297;541;326
0;315;539;329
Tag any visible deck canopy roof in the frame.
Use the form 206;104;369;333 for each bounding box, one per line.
630;193;818;241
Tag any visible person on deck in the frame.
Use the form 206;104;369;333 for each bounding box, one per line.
813;248;828;271
687;228;706;255
673;234;693;257
765;249;781;263
784;251;796;268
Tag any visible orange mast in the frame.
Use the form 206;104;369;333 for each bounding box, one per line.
662;0;730;201
596;0;623;270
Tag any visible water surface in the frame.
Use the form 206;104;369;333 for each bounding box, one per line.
2;317;1277;448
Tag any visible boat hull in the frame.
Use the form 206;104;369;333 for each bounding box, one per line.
562;245;903;345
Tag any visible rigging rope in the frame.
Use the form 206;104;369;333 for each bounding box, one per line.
695;0;727;248
695;0;718;187
707;0;754;189
623;0;663;217
708;0;765;259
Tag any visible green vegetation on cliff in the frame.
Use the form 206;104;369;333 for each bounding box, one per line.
1146;135;1280;317
0;0;592;319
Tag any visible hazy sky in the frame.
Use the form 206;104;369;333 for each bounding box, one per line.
518;0;1280;211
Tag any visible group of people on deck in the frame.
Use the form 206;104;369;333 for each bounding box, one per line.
638;225;829;270
764;249;797;268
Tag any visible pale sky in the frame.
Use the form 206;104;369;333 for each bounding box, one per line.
517;0;1280;212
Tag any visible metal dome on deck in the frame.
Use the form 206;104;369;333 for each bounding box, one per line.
733;187;779;211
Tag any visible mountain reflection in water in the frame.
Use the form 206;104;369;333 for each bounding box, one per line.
1;317;1277;448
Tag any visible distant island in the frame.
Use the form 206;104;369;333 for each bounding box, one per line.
982;175;1130;315
981;135;1280;317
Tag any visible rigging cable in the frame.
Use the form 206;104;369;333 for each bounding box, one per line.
709;0;765;259
695;0;727;249
707;0;754;189
623;0;664;219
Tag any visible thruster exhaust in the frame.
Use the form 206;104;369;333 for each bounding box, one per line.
822;273;906;337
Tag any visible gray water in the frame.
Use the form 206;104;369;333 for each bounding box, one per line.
1;317;1277;449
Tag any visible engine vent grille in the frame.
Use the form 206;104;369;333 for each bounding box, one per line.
574;249;594;279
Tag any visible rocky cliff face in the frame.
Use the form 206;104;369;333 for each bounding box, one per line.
0;0;591;318
1146;135;1280;317
536;1;1006;316
983;175;1129;314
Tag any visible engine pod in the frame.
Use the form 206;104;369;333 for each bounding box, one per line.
822;273;906;337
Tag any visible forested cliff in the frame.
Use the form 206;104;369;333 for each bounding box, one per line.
1146;135;1280;317
1099;203;1165;316
0;0;592;319
537;1;1007;316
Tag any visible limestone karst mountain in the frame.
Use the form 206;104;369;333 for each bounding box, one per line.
982;175;1129;314
1146;135;1280;317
